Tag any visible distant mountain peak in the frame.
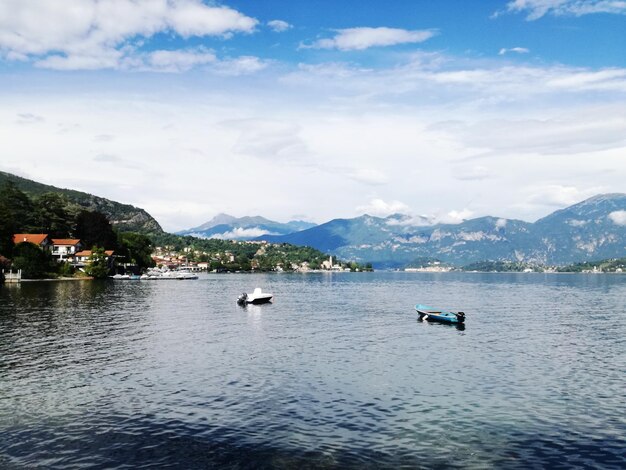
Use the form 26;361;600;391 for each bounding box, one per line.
576;193;626;205
177;213;317;240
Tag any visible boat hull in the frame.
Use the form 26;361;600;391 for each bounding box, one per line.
247;296;273;304
415;304;465;324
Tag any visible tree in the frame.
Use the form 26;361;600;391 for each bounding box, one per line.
0;200;15;258
84;247;110;279
12;242;55;279
118;232;155;271
0;182;37;257
75;210;118;250
34;192;74;237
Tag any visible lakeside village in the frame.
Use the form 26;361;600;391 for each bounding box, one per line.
402;258;625;274
1;233;370;283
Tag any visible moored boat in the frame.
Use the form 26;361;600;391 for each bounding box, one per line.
237;288;273;305
110;274;130;280
415;304;465;324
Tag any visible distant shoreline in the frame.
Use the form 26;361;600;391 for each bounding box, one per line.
401;270;625;274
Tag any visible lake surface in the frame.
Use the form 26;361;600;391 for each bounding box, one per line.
1;272;625;469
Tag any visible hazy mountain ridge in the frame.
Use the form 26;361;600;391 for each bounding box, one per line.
0;171;163;234
259;194;626;268
177;213;316;240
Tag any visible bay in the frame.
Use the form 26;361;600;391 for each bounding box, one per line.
1;272;625;469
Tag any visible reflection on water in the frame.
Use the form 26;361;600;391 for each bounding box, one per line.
1;273;625;469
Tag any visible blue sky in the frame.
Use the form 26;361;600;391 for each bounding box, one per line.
1;1;625;231
226;0;626;67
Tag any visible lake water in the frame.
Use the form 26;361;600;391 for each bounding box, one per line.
1;272;625;469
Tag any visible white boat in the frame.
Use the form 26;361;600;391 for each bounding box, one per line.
237;288;273;305
110;274;130;280
175;271;198;280
141;268;197;280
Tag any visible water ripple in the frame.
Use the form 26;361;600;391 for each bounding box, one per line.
1;273;625;468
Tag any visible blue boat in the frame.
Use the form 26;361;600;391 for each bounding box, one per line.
415;304;465;324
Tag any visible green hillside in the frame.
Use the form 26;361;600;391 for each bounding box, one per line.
0;171;162;234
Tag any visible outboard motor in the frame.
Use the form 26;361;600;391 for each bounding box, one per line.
455;311;466;323
236;293;248;305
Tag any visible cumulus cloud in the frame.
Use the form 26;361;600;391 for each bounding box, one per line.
438;209;474;224
267;20;292;32
303;27;436;51
503;0;626;20
0;0;258;70
608;210;626;226
499;47;529;55
495;218;508;229
357;198;411;217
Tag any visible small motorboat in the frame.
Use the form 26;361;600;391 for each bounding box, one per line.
415;304;465;324
237;288;273;305
110;274;130;280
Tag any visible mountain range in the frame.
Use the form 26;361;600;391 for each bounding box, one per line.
258;194;626;268
176;214;316;240
2;171;624;267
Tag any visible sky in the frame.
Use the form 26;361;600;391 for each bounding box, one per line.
0;0;625;232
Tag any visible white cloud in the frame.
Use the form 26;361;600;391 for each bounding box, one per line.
35;48;124;70
499;47;530;55
304;27;436;51
267;20;292;32
608;210;626;226
525;185;602;207
221;118;309;160
94;134;115;142
0;0;258;70
348;168;389;185
167;2;257;37
283;54;626;104
146;48;216;72
214;56;268;75
495;218;508;229
438;209;474;224
33;46;265;74
16;113;44;124
504;0;626;20
357;198;411;216
93;153;120;163
437;110;626;155
385;214;434;227
452;164;494;181
198;227;278;240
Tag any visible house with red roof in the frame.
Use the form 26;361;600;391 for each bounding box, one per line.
51;239;83;261
73;249;115;267
13;234;52;249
